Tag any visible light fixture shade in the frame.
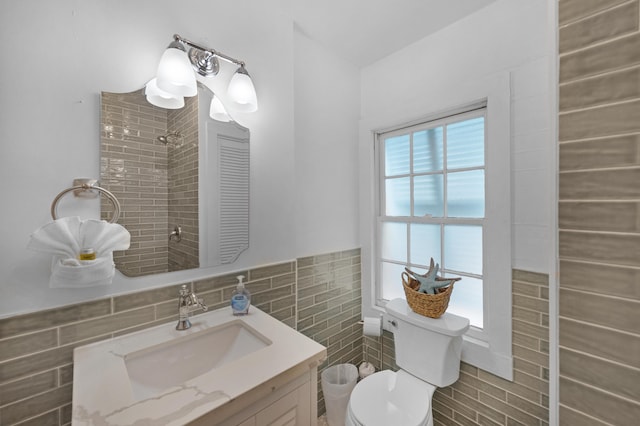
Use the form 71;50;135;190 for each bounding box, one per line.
227;65;258;112
145;79;185;109
209;95;232;122
155;41;197;97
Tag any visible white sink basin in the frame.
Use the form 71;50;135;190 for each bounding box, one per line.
72;307;326;426
125;320;271;400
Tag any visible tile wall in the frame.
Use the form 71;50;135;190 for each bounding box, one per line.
0;249;361;426
167;96;200;272
101;90;170;277
296;250;363;415
0;247;551;426
558;0;640;424
364;270;550;426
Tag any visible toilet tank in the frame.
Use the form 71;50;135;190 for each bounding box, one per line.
386;298;470;387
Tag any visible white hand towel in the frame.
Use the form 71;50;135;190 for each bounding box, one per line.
28;216;131;288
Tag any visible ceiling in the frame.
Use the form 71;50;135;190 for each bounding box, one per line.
293;0;499;68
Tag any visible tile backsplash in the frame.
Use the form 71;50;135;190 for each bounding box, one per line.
559;0;640;424
0;249;549;426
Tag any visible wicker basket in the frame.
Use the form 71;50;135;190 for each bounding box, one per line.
401;271;456;318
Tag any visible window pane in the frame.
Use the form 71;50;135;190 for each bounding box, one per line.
414;127;443;173
410;224;441;267
444;225;482;275
447;275;483;328
385;177;410;216
381;262;407;301
385;134;410;176
381;222;407;262
447;117;484;169
447;170;485;218
414;174;443;217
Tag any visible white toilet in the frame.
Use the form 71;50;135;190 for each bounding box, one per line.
346;298;470;426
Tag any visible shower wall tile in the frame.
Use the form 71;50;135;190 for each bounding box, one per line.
559;168;640;200
167;95;199;272
559;67;640;112
559;135;640;171
559;317;640;369
559;377;640;425
559;347;640;401
559;1;638;54
559;1;640;423
559;32;640;83
559;288;639;333
559;259;640;299
558;99;640;141
559;201;640;233
558;0;630;24
559;230;640;268
101;90;169;277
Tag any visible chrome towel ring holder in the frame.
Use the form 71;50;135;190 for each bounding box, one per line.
50;180;121;224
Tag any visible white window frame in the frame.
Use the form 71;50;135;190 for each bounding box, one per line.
377;107;487;333
359;74;513;380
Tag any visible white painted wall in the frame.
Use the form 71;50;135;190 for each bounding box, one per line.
358;0;554;307
293;30;361;256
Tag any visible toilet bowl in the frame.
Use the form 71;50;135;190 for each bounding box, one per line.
345;370;435;426
346;298;469;426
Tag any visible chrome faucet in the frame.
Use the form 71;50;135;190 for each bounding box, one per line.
176;284;208;330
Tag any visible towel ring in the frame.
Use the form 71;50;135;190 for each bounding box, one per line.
50;184;121;224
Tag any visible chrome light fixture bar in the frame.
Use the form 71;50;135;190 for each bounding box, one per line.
146;34;258;115
173;34;245;76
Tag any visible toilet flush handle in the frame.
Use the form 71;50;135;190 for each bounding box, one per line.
388;319;397;327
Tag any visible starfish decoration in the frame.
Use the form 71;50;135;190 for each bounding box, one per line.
405;258;460;295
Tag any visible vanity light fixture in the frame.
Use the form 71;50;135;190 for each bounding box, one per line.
145;78;185;109
146;34;258;115
209;94;232;122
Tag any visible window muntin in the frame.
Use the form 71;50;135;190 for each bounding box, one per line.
378;109;486;329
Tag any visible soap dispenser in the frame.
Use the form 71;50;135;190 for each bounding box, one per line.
231;275;251;315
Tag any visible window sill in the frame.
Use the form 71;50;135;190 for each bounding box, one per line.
462;334;513;381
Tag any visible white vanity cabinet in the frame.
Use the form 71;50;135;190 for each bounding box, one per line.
72;307;326;426
193;364;318;426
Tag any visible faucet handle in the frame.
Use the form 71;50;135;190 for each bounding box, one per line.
198;298;208;311
179;284;190;296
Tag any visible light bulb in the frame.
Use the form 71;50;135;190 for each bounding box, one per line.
209;95;232;122
227;65;258;112
145;79;185;109
155;41;197;97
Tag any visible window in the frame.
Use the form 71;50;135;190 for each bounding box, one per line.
368;93;513;380
377;109;486;329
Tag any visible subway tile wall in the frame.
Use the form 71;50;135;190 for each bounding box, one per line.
0;249;551;426
167;96;200;272
101;90;170;277
559;0;640;424
0;249;361;426
296;249;363;415
364;270;550;426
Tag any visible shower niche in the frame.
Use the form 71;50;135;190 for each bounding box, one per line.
100;85;249;277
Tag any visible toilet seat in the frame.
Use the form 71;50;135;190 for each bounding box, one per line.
347;370;434;426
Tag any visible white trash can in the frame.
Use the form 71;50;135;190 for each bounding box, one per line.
321;364;358;426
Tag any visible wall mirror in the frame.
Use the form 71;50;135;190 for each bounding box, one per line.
100;84;250;277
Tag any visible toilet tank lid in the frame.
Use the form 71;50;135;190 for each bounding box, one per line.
386;298;470;336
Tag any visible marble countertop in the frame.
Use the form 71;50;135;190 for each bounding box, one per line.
72;306;327;425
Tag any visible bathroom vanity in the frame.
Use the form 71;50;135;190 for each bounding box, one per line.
71;306;326;425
